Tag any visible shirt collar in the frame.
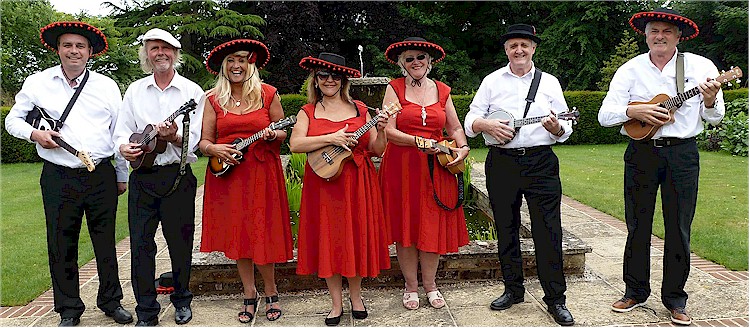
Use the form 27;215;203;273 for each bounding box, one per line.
501;62;537;79
52;65;87;84
646;47;680;72
147;69;184;91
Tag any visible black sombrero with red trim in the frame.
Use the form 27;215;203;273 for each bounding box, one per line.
630;8;699;41
40;21;108;57
299;52;361;78
206;39;270;75
384;37;445;65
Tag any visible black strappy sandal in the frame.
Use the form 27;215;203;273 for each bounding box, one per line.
265;295;282;321
238;294;258;323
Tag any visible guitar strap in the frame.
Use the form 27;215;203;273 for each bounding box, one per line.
676;53;685;93
28;70;90;131
426;154;464;211
522;68;543;121
142;110;191;198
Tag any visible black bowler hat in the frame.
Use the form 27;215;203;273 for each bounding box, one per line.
384;37;446;65
298;52;361;78
498;24;542;45
629;7;699;41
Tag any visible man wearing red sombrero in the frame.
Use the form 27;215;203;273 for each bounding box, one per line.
464;24;575;326
114;28;205;326
4;21;132;326
598;8;725;325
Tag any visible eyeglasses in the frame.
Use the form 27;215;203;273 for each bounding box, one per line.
316;71;343;81
404;54;427;63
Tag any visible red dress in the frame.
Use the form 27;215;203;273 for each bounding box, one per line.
295;100;391;278
379;77;469;254
200;84;294;264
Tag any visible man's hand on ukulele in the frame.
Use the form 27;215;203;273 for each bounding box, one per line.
483;119;514;145
30;129;61;149
541;110;562;135
626;103;670;126
698;77;722;108
156;121;179;142
119;143;143;162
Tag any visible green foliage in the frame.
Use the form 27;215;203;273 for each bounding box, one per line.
1;107;41;163
598;30;640;91
718;111;748;156
287;152;307;179
697;97;749;156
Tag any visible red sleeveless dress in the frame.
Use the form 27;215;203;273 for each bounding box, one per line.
295;100;392;278
200;84;294;264
379;77;469;254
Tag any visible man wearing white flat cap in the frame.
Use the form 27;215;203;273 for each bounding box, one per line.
113;27;205;326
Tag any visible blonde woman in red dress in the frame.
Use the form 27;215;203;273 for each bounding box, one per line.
379;37;470;310
199;39;293;323
289;52;391;326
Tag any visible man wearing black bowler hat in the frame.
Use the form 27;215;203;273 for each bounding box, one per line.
464;23;574;326
599;8;724;326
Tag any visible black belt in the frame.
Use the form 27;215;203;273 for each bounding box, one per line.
134;163;182;174
637;137;695;148
491;145;551;156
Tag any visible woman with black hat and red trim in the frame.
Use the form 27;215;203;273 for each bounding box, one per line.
289;52;391;326
198;39;293;323
379;37;470;310
600;8;724;325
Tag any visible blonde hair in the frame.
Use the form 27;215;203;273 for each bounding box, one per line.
397;51;432;77
305;70;353;104
138;43;183;74
208;51;263;114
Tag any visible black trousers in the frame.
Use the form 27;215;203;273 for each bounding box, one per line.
623;139;699;309
40;160;123;318
485;146;567;306
128;164;196;321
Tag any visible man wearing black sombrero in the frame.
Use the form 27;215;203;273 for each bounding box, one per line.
464;23;575;326
5;21;132;326
598;8;725;325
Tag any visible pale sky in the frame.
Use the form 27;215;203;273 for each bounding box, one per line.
48;0;121;17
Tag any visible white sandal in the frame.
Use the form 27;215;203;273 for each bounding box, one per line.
402;291;419;310
426;290;446;309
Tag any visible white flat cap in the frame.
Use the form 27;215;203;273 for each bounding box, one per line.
142;28;181;49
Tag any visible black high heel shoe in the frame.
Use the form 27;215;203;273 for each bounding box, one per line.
324;308;343;326
350;298;368;319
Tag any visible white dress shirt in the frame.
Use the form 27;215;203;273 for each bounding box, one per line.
5;65;128;181
464;64;572;148
598;50;725;138
113;71;205;167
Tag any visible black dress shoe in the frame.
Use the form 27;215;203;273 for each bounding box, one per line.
58;317;80;327
490;292;524;311
547;303;575;326
324;309;343;326
175;306;192;325
105;306;134;324
134;318;158;326
350;298;368;320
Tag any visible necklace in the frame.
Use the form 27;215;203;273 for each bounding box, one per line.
61;67;81;87
229;94;241;107
415;82;428;126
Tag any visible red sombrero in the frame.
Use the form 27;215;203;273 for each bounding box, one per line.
206;39;270;75
384;37;445;65
630;8;699;41
40;21;108;57
299;52;361;78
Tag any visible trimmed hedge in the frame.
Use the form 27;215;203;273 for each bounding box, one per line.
2;89;747;163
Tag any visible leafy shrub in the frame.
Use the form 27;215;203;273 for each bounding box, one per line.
697;97;749;156
1;107;42;163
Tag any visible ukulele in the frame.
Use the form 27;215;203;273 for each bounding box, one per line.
208;115;297;177
415;137;465;174
307;102;402;181
624;66;742;140
32;105;96;171
481;108;580;145
128;99;197;169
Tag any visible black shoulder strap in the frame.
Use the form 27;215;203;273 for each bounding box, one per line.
57;70;90;129
522;68;542;119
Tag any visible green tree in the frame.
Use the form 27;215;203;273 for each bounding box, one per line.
110;0;265;89
597;30;640;91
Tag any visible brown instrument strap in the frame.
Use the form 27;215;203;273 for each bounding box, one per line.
676;53;685;93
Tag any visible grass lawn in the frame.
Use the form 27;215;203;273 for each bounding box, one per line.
0;157;209;306
469;144;748;271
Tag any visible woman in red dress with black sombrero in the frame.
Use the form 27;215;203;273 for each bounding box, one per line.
290;52;392;326
198;39;293;323
379;37;470;310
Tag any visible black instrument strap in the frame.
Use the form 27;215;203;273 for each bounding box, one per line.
521;68;543;123
426;154;464;211
58;70;90;128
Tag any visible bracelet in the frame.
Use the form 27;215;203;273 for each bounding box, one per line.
555;126;565;137
202;143;212;154
459;145;470;149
